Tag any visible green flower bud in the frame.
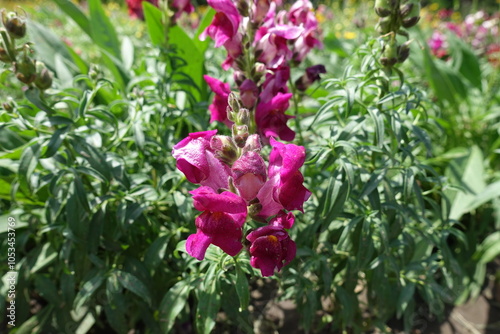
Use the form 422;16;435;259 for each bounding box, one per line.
401;1;421;28
374;0;394;18
397;40;412;63
380;39;398;67
232;124;249;148
376;16;392;35
14;52;36;84
2;97;15;112
2;11;27;39
0;46;13;63
211;135;238;165
34;61;53;90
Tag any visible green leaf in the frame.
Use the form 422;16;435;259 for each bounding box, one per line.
445;145;486;220
234;265;250;311
34;275;61;306
196;277;221;334
54;53;74;87
42;126;69;158
169;26;205;101
121;36;134;70
30;243;57;274
396;282;415;318
25;87;56;114
475;232;500;264
448;33;482;90
144;235;170;271
88;0;121;59
18;142;41;194
115;270;152;306
158;280;192;333
73;271;106;310
462;180;500;214
52;0;91;36
27;21;76;73
143;2;164;46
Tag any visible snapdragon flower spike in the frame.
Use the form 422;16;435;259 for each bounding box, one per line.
171;130;231;191
246;225;296;277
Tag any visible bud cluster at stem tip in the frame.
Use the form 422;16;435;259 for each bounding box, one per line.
0;9;53;90
171;94;311;277
374;0;421;68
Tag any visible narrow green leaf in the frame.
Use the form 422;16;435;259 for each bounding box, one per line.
144;235;170;271
158;280;192;333
34;275;61;306
115;270;152;306
121;36;134;70
143;2;164;45
235;265;250;311
88;0;121;59
52;0;91;36
18;142;41;194
42;126;69;158
196;279;221;334
73;271;105;310
193;8;215;53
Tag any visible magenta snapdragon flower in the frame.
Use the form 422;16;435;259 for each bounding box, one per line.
200;0;241;47
246;224;296;277
171;130;230;191
204;75;233;127
257;137;311;216
255;93;295;142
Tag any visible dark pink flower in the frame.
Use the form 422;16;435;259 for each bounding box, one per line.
259;66;290;103
187;209;246;260
293;28;323;62
288;0;317;28
255;26;304;68
204;75;233;127
246;225;296;276
295;64;326;91
200;0;241;47
171;0;195;22
239;79;259;109
126;0;158;20
232;151;267;201
190;186;247;212
255;93;295;142
257;138;311;216
171;130;231;191
269;211;295;229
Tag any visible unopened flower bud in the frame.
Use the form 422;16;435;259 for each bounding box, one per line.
237;108;251;126
14;52;36;84
237;0;250;17
375;0;394;17
380;39;398;67
232;124;249;147
228;92;241;113
34;61;53;90
397;40;412;63
0;46;13;63
375;16;392;34
2;11;27;39
211;135;238;165
254;0;270;23
401;1;420;28
239;79;258;108
2;97;15;112
242;134;262;153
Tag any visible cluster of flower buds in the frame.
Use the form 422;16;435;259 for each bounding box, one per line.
201;0;325;143
0;10;53;90
126;0;193;23
172;94;311;276
374;0;421;68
